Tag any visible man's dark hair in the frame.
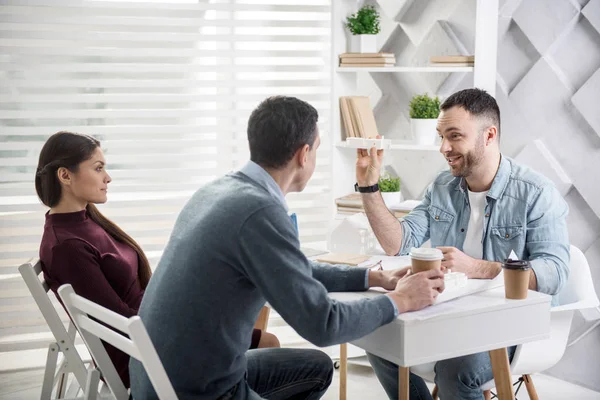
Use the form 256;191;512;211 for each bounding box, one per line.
440;88;501;139
247;96;319;169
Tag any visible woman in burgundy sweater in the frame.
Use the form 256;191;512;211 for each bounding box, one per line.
36;131;279;388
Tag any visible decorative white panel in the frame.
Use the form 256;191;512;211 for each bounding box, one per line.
512;0;578;54
583;0;600;33
572;68;600;136
497;19;540;93
547;15;600;90
514;139;573;196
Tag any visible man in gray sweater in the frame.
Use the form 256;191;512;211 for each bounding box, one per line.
130;96;445;399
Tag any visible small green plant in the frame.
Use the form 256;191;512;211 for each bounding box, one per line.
378;175;400;192
409;93;441;119
346;5;381;35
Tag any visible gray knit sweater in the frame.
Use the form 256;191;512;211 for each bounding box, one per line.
130;171;395;399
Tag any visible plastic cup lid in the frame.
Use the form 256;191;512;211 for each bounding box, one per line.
409;247;443;261
502;259;531;270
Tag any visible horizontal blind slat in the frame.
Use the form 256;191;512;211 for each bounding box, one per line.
1;78;330;89
0;92;330;103
0;16;329;28
0;2;329;14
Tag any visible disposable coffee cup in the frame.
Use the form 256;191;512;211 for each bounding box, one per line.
409;248;443;273
502;259;531;299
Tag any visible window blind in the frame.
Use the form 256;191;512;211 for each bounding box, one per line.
0;0;331;354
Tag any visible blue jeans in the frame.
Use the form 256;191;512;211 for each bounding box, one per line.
368;346;517;400
366;353;433;400
221;348;333;400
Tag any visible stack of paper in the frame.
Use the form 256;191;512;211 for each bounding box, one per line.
339;53;396;67
335;193;413;218
315;253;371;266
429;55;474;67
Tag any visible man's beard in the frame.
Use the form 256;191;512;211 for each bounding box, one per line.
449;139;485;178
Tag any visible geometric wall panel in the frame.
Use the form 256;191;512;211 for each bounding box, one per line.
548;15;600;90
397;0;458;45
572;68;600;137
564;189;600;256
583;0;600;34
512;0;579;54
514;139;573;196
508;59;573;132
497;19;541;93
446;0;477;53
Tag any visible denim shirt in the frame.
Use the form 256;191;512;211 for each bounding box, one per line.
400;155;570;302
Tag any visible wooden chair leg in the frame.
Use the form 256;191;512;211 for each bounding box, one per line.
339;343;347;400
254;306;270;331
432;384;439;400
489;348;514;400
399;366;410;400
523;375;539;400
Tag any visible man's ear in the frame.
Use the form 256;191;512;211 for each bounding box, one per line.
56;167;72;186
296;144;310;168
485;126;498;145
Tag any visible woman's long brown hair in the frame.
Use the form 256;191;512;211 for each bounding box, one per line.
35;131;152;288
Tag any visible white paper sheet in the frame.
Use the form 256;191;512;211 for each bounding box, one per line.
350;254;506;320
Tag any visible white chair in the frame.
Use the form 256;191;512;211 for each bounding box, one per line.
411;244;600;399
57;283;177;400
18;259;92;399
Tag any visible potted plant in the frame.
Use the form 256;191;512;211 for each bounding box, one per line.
378;174;402;208
346;4;380;53
409;93;441;145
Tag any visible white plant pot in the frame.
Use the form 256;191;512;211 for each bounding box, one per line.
349;34;377;53
411;118;438;146
381;191;403;209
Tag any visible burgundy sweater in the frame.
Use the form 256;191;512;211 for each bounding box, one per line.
39;210;263;388
39;210;144;388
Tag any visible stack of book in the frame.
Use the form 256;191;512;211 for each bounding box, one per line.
429;55;474;67
339;96;379;139
339;52;396;68
335;193;416;219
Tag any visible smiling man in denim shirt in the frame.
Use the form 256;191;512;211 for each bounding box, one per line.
356;88;570;400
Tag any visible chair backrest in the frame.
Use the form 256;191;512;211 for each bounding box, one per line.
57;284;177;400
557;245;600;310
18;259;89;388
507;245;600;376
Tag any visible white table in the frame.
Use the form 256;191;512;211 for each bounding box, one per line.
329;287;551;400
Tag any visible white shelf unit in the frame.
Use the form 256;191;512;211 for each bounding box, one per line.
329;0;499;203
336;66;475;73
